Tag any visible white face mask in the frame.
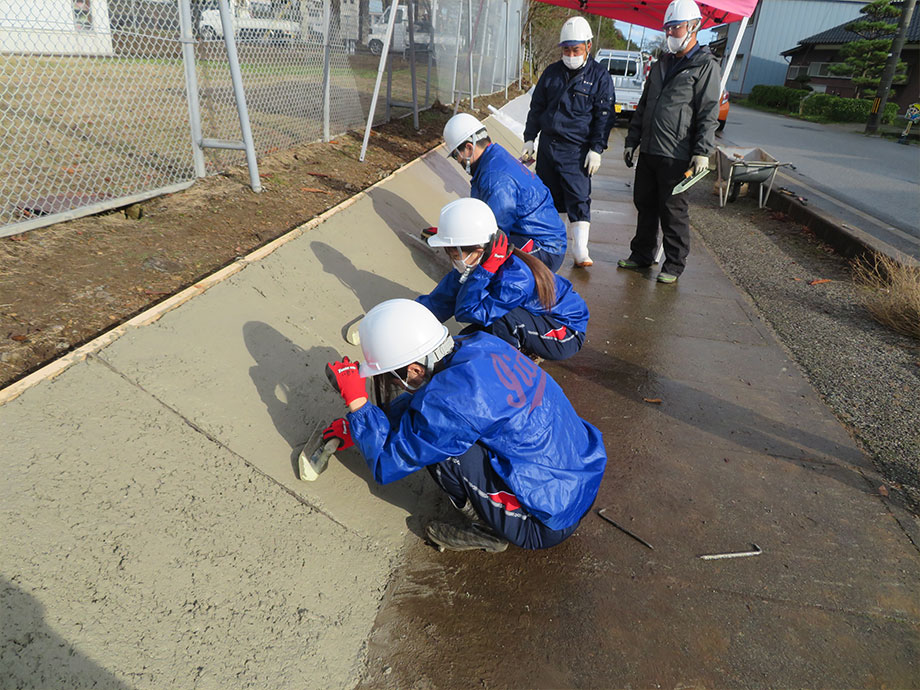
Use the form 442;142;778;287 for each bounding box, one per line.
452;249;481;282
666;34;689;54
562;54;586;70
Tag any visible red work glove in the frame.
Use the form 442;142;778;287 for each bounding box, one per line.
325;356;367;406
421;226;438;240
480;230;510;273
322;417;355;450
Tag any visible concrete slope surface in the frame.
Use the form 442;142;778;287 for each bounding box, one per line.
1;101;918;689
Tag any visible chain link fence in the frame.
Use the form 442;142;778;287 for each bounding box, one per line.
0;0;523;238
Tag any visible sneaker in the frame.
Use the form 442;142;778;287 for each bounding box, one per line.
426;521;509;553
454;499;479;523
617;259;650;270
657;272;678;284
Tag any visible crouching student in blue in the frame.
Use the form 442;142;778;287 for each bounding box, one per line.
322;298;607;552
441;113;567;272
419;197;589;362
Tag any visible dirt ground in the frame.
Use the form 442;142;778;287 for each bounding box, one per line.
0;87;527;390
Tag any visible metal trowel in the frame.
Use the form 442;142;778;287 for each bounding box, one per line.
672;167;710;195
298;424;342;481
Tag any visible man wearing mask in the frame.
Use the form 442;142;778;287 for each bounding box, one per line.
521;16;614;268
619;0;720;284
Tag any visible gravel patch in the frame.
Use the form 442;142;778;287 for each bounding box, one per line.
689;185;920;509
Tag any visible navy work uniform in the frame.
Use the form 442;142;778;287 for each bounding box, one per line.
524;56;614;224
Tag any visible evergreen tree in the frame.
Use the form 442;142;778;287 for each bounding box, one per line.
828;0;908;98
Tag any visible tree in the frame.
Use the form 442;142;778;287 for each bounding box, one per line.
524;6;630;75
828;0;908;98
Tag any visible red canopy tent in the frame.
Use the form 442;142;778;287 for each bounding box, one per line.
532;0;759;31
532;0;760;94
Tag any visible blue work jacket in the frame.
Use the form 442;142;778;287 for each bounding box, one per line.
523;56;615;153
347;332;607;530
471;143;566;256
417;255;589;334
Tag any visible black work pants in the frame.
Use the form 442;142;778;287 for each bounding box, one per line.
629;153;692;276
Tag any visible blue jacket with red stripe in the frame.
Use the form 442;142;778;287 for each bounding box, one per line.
417;255;589;334
471;143;566;256
346;332;607;530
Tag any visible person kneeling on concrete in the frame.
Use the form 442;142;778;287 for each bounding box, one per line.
323;298;608;552
442;113;567;272
420;198;588;362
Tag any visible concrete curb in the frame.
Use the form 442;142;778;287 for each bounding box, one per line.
764;190;920;268
0;152;431;407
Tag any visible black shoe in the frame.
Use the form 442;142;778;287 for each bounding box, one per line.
426;521;509;553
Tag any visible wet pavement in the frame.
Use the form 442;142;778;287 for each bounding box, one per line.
1;106;917;688
355;122;920;689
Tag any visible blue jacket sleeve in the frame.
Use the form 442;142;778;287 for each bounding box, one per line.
417;272;460;323
347;398;479;484
474;172;519;233
454;263;529;326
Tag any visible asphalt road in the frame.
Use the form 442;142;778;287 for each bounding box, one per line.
719;105;919;255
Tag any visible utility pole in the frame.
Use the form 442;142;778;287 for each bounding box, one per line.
866;0;915;133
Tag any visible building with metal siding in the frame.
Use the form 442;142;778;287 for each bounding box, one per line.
722;0;867;95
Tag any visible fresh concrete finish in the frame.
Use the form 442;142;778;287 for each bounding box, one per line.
0;144;470;688
2;98;918;688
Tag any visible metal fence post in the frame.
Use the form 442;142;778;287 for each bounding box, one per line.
178;0;206;178
217;0;262;192
504;0;509;98
517;9;522;89
407;0;419;129
360;1;401;161
468;0;474;109
322;0;332;141
449;4;462;103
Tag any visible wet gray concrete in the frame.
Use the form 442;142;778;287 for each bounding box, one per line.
355;125;920;689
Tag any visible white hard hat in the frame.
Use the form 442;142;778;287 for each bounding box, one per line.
357;299;451;377
559;16;592;46
443;113;487;154
663;0;702;27
427;198;497;248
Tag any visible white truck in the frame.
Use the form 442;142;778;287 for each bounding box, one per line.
198;0;300;45
367;3;431;55
595;49;647;120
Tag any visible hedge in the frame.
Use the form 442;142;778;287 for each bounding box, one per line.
749;84;809;110
750;84;899;124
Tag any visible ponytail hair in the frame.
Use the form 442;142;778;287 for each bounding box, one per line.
511;247;556;310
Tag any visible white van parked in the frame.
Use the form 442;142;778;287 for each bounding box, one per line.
595;49;647;119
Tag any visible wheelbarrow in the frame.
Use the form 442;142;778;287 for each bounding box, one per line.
716;146;790;208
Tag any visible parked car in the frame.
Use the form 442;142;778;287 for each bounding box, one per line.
367;3;431;55
718;91;730;132
198;0;300;45
595;49;647;120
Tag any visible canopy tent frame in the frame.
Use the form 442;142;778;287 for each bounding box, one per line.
532;0;759;96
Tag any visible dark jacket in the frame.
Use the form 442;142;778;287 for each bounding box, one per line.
471;143;566;256
523;57;615;153
626;46;721;161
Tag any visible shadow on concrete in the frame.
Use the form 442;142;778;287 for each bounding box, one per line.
243;320;430;526
0;576;130;689
310;240;424;313
558;348;878;498
366;187;452;283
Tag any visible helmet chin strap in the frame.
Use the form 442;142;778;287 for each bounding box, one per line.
392;335;456;392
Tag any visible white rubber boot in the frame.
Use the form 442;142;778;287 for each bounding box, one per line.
572;221;592;267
